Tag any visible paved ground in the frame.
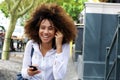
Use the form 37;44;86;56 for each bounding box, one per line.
0;51;78;80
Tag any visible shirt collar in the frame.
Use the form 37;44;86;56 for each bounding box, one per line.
32;42;56;57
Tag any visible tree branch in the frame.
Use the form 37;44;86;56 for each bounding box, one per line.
17;0;35;17
4;0;11;12
11;0;22;14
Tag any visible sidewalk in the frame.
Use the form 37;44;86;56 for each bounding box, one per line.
0;52;78;80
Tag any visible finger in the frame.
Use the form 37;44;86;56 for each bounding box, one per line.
28;67;34;71
57;31;62;34
33;70;41;74
56;31;63;37
28;69;40;76
32;64;38;67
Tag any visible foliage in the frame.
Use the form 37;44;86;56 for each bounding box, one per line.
0;0;87;60
43;0;88;22
0;1;9;17
59;0;87;22
0;0;87;23
1;0;35;60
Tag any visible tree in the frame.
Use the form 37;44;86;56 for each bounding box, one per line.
0;0;87;60
1;0;35;60
59;0;87;22
0;0;87;25
41;0;87;22
0;1;9;17
16;0;88;25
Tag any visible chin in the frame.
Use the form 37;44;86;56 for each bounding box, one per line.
42;41;51;43
41;39;52;44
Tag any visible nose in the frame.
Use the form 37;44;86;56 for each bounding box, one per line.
44;28;49;33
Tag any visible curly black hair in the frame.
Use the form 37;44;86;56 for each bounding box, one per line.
24;3;77;45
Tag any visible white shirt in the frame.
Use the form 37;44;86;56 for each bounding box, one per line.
21;40;70;80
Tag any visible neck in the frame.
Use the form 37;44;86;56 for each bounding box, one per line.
40;43;52;56
41;43;52;49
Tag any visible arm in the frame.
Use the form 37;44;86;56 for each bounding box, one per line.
53;31;70;79
21;40;40;79
21;40;33;79
53;43;70;80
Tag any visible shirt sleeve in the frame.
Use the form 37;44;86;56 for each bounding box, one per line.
21;40;33;79
53;43;70;80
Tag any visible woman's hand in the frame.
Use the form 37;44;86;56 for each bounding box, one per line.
55;31;63;53
27;66;40;76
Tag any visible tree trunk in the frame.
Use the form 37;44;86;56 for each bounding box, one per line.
1;0;35;60
1;16;17;60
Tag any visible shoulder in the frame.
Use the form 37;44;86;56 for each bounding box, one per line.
62;43;70;57
26;40;34;47
62;43;70;49
27;40;33;44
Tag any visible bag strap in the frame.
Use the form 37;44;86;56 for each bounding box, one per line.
30;47;34;65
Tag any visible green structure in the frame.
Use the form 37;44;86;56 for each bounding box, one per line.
77;2;120;80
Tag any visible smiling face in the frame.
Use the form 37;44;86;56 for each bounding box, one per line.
39;19;56;44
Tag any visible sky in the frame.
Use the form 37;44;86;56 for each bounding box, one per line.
0;0;4;3
88;0;99;2
0;11;10;30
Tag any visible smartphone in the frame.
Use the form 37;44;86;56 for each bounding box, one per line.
29;65;38;71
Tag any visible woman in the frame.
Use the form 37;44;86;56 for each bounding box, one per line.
21;3;77;80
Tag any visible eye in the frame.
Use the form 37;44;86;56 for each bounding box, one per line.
48;27;55;30
40;26;45;30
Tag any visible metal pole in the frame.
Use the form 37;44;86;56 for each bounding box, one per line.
115;13;120;80
104;47;110;80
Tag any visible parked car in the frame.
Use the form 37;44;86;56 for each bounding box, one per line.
0;26;5;48
0;26;5;56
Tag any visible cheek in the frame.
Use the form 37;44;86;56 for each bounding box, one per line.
38;30;42;37
51;31;55;36
39;28;43;33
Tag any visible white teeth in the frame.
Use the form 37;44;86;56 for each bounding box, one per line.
43;36;48;38
43;36;49;39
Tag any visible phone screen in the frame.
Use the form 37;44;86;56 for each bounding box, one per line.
29;65;38;71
